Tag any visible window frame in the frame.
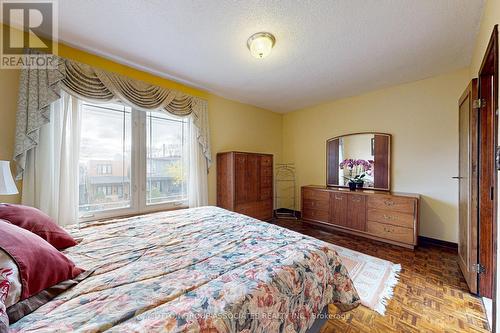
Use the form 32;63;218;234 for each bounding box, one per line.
78;102;188;223
137;110;188;214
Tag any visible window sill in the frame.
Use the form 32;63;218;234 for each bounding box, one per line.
78;204;188;224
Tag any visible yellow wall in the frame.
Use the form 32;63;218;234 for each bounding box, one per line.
207;95;283;204
2;12;496;242
0;33;283;205
282;68;470;242
0;70;22;203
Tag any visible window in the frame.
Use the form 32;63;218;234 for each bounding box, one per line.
78;101;188;219
146;111;188;205
79;103;131;215
96;164;112;175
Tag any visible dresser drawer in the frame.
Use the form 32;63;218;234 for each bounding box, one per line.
303;199;329;212
303;188;330;201
368;196;415;214
366;221;414;244
367;208;414;228
302;208;330;223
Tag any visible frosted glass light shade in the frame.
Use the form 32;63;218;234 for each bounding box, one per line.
0;161;18;195
247;32;276;59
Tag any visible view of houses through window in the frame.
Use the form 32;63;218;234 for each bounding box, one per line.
146;111;188;205
78;102;132;215
78;101;188;217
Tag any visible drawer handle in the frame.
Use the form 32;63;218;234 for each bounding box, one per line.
383;227;394;233
383;214;397;221
335;195;343;200
384;200;395;206
352;197;361;202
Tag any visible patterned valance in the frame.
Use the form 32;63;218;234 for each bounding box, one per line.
13;52;211;179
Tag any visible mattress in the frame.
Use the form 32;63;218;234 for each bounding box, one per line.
11;206;359;332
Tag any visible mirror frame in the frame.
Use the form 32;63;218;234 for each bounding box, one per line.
326;132;392;191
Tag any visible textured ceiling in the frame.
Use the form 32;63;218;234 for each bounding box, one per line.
54;0;484;113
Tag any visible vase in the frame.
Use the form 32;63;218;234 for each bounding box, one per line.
356;181;364;189
348;182;356;191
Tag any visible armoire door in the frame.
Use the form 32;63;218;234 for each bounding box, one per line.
234;153;248;204
260;155;273;200
457;79;478;294
246;154;260;202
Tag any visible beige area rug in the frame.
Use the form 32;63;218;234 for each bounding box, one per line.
331;244;401;315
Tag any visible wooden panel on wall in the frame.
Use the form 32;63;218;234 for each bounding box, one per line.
327;139;339;185
374;135;389;189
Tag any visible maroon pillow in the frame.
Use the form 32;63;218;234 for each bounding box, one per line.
0;220;83;300
0;204;76;249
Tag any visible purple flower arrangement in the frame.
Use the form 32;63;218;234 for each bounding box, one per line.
339;159;374;188
339;159;373;172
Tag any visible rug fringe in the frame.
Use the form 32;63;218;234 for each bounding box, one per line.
373;263;401;316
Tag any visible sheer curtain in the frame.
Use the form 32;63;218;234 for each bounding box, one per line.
22;92;207;224
22;91;81;226
187;114;208;207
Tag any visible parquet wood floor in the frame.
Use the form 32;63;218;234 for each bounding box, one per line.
269;219;490;333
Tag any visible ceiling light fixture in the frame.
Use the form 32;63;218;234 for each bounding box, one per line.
247;32;276;59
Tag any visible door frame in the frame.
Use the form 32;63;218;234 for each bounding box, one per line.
458;78;479;294
477;24;498;329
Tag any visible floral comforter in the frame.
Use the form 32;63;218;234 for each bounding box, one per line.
11;206;359;333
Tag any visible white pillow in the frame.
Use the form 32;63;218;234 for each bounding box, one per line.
0;249;21;307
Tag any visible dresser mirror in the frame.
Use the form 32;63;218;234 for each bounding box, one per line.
326;132;391;191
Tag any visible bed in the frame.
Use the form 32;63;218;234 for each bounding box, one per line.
10;206;360;332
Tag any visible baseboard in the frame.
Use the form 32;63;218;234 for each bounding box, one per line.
273;209;301;218
418;236;458;250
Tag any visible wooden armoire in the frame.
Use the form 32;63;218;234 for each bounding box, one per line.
216;152;273;221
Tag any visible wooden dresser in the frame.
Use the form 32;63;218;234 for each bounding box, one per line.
217;152;273;221
301;186;420;249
